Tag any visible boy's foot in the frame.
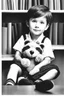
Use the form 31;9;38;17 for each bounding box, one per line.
35;79;54;92
6;79;15;85
18;77;34;85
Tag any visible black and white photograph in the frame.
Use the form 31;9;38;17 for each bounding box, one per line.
1;0;64;95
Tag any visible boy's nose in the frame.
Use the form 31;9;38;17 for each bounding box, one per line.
30;50;34;55
35;22;40;27
35;25;39;28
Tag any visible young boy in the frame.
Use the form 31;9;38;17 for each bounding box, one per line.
6;5;60;92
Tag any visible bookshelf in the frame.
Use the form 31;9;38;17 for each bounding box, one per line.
1;0;64;61
1;11;64;61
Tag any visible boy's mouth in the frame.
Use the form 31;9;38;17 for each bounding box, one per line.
33;29;40;31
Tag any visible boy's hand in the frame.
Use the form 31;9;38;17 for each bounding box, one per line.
35;54;44;63
21;58;30;67
29;66;40;75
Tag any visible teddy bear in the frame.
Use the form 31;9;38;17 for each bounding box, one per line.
21;39;44;72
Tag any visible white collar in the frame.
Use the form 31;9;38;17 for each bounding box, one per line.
27;33;45;43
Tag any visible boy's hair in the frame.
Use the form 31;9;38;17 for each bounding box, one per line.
26;5;52;25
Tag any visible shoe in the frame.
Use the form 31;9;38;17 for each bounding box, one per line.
6;79;15;85
18;77;34;85
35;79;54;92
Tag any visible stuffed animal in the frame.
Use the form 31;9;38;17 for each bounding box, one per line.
21;39;44;72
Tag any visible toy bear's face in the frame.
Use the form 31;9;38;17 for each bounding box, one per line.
22;39;44;59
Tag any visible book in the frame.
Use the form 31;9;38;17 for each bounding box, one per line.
2;0;8;10
17;22;22;38
63;24;64;44
48;0;54;10
22;0;25;10
7;0;12;10
32;0;35;6
61;0;64;10
18;0;20;10
12;0;18;10
49;24;53;44
12;24;16;54
7;22;12;54
52;22;58;45
54;0;61;10
58;23;64;45
40;0;44;5
12;22;22;47
37;0;40;5
25;0;28;10
2;23;8;55
20;0;23;10
28;0;32;9
34;0;37;6
44;0;49;7
12;24;15;46
13;23;18;43
11;0;14;10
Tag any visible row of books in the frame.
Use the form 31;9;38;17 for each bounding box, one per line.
2;22;23;55
49;22;64;45
2;0;64;10
2;22;64;55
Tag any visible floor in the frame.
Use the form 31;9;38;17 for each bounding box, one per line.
2;85;64;95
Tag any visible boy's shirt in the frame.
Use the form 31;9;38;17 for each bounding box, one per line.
13;33;55;61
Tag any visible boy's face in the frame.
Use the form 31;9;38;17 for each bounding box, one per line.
28;16;49;36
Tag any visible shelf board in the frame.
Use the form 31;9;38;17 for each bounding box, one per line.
52;45;64;50
50;10;64;13
1;10;64;13
2;10;28;13
2;55;14;61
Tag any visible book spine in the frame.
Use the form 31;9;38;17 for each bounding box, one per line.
37;0;40;5
49;24;53;44
2;0;8;10
49;0;54;10
61;0;64;10
54;0;61;10
52;22;58;45
20;0;23;10
28;0;32;9
34;0;37;6
58;23;64;45
2;23;8;55
56;0;61;10
12;0;18;10
7;23;12;54
22;0;25;10
44;0;49;7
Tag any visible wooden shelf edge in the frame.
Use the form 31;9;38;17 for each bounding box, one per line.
1;10;64;13
52;45;64;50
2;55;14;61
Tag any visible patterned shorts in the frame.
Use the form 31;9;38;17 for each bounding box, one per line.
20;63;60;82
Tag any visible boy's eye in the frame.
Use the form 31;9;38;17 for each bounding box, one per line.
32;20;37;22
40;21;44;24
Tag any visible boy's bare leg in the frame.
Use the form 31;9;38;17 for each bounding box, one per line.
6;64;21;85
34;69;58;91
40;69;57;81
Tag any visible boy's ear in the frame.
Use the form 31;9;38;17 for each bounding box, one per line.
26;21;29;27
45;24;49;31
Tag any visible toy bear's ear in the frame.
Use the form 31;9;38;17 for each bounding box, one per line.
25;40;30;45
40;44;44;49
